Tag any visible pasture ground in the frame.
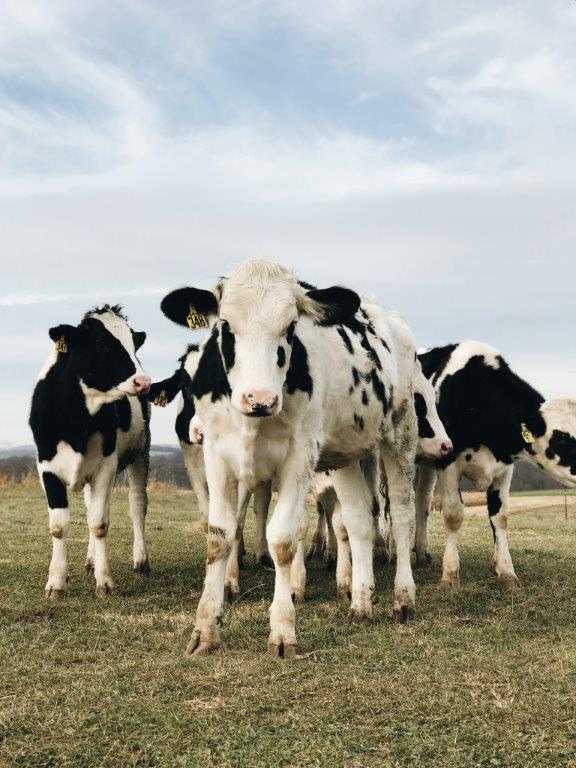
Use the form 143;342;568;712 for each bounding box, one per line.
1;486;575;768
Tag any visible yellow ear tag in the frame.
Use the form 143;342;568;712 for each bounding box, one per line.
521;423;535;444
154;390;168;408
55;336;68;354
187;304;208;330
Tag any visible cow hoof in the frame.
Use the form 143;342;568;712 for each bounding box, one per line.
392;605;416;624
349;609;372;626
414;552;432;567
84;560;95;577
95;583;114;598
440;570;460;588
186;631;219;657
134;559;151;576
337;585;352;602
267;642;297;660
371;592;379;605
291;589;305;605
258;553;274;569
497;574;521;594
306;542;325;562
324;553;336;572
224;584;240;604
237;554;245;571
45;587;64;600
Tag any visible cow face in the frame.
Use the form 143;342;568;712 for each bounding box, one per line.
49;307;151;403
534;399;576;487
161;260;360;417
414;363;452;460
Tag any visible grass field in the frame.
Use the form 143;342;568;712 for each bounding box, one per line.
1;487;576;768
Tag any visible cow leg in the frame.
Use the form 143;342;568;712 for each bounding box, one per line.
182;443;209;533
83;485;95;576
414;462;437;565
42;471;70;600
437;464;465;588
324;493;337;571
332;501;352;601
127;453;150;575
254;482;273;567
86;459;117;597
488;466;521;594
290;512;308;604
187;455;237;656
332;461;375;624
380;439;417;622
306;499;327;562
266;451;312;659
224;485;251;604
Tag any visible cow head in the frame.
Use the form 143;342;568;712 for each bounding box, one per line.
414;363;453;460
161;259;360;417
49;305;150;409
532;399;576;487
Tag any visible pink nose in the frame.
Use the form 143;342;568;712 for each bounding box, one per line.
440;440;453;456
132;375;151;394
241;389;279;416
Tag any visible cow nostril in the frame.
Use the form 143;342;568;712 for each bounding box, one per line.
441;442;453;455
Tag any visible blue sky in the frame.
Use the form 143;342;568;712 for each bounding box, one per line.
2;0;576;444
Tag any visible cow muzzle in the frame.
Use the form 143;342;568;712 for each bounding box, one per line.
240;389;279;417
119;374;151;396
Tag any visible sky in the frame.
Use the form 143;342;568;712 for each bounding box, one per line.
1;0;576;446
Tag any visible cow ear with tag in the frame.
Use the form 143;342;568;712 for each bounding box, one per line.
147;370;183;406
161;287;218;330
49;324;80;352
301;286;361;327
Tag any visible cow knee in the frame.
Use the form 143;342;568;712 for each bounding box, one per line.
270;538;296;567
91;521;109;539
49;509;70;539
206;525;233;564
444;504;464;532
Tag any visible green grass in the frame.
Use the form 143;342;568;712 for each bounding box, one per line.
1;487;576;768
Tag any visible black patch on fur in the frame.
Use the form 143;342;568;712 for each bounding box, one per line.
487;487;502;519
414;392;435;438
465;453;472;461
336;325;353;353
351;367;360;387
370;370;388;412
547;430;576;476
286;335;313;397
115;397;132;432
42;471;68;509
277;345;286;368
286;322;297;346
353;414;365;431
420;346;546;469
192;329;232;403
361;389;369;406
220;320;236;372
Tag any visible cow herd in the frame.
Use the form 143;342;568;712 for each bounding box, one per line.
29;259;576;658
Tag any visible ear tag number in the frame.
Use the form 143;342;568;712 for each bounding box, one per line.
55;336;68;354
521;423;535;444
187;304;208;330
154;390;168;408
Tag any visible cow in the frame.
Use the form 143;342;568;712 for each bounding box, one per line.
307;362;453;593
415;340;576;591
148;345;274;603
160;259;427;658
29;305;152;599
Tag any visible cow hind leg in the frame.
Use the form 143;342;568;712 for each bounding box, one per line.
306;499;327;562
414;462;437;566
84;485;95;576
127;454;150;575
437;465;465;588
290;513;309;604
224;487;251;604
254;482;273;568
488;466;521;594
42;472;70;600
332;502;352;601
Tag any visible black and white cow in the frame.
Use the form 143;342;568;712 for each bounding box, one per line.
161;259;426;658
415;340;576;591
148;344;274;603
29;305;152;599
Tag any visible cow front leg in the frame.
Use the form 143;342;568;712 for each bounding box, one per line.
42;471;70;600
224;485;251;604
254;482;273;567
266;452;312;659
127;454;150;575
414;462;437;565
86;460;117;597
181;443;209;533
332;501;352;601
437;464;465;588
488;466;520;593
187;455;237;656
380;440;417;622
332;461;375;624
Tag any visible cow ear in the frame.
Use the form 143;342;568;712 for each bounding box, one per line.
161;287;218;329
48;324;79;349
132;330;146;350
147;369;183;405
300;286;361;326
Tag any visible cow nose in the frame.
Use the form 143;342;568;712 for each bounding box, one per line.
241;389;279;416
440;440;453;456
132;375;151;394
